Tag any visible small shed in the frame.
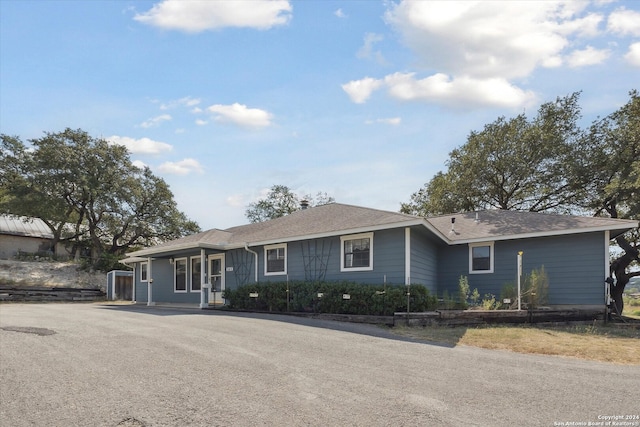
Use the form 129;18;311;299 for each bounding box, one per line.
106;270;134;301
0;215;67;259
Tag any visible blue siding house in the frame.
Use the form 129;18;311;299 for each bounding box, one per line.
122;203;638;309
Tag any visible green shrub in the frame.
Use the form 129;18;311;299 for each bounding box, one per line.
500;283;517;309
458;275;470;309
470;288;480;307
223;281;437;315
440;289;457;310
481;293;500;310
522;266;549;308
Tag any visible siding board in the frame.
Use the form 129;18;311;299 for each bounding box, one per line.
437;232;607;305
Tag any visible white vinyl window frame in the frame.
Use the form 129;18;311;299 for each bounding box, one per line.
469;242;494;274
264;243;287;276
140;262;148;282
190;256;202;293
340;232;374;272
174;257;188;293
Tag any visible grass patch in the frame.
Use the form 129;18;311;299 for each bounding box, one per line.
623;305;640;319
392;323;640;365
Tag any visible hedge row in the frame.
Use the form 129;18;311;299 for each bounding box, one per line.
223;281;438;316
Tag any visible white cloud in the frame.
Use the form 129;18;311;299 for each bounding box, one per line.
195;119;208;126
107;135;173;154
139;114;172;128
134;0;292;32
625;42;640;67
357;33;386;65
341;1;617;109
343;72;536;109
607;7;640;36
393;72;536;108
132;160;147;170
341;77;383;104
357;33;383;58
207;103;273;128
554;13;603;38
384;1;597;80
225;194;246;208
160;96;201;110
367;117;401;126
566;45;610;67
158;158;204;175
335;8;347;19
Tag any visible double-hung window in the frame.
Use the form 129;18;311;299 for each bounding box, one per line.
190;256;202;292
265;244;287;276
469;242;494;274
174;258;187;292
341;232;373;272
140;262;148;282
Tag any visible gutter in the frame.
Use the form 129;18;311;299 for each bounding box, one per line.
244;244;258;282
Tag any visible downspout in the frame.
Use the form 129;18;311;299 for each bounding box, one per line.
244;244;259;282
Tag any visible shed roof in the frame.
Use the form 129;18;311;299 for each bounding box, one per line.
0;215;53;239
124;203;638;259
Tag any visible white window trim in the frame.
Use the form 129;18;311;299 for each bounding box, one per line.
264;243;287;276
140;262;148;282
190;256;202;293
469;242;494;274
174;257;188;293
340;232;374;272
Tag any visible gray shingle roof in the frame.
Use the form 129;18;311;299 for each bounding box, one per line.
124;203;639;259
426;210;639;243
125;203;422;258
224;203;420;244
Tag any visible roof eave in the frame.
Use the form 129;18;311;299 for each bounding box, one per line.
126;242;235;258
446;221;639;245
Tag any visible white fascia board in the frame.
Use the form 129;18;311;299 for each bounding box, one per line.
447;222;639;245
246;219;430;247
126;242;231;258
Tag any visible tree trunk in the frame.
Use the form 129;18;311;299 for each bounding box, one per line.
609;281;625;315
609;236;640;316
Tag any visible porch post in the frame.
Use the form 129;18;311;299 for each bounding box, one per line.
131;266;136;303
200;249;208;309
147;257;155;306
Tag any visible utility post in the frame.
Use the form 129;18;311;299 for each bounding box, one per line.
517;251;523;311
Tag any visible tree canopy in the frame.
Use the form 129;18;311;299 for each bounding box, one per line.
245;184;334;223
0;128;200;270
401;93;583;216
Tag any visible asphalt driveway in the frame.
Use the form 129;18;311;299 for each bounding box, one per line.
1;303;638;426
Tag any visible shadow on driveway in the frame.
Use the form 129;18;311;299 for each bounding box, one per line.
96;303;457;348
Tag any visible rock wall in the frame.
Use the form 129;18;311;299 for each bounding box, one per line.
0;260;106;290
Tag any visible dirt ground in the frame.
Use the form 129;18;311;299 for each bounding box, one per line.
0;259;105;290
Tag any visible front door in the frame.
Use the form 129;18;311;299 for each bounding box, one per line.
208;254;225;305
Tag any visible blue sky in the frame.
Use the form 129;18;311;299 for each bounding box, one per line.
1;0;639;230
